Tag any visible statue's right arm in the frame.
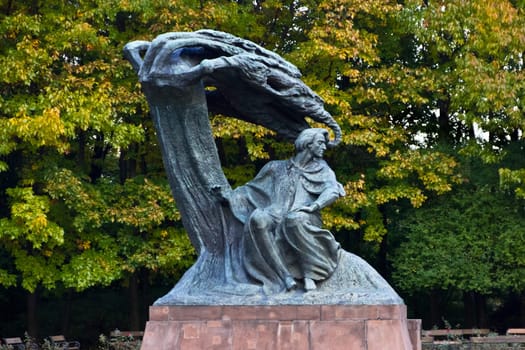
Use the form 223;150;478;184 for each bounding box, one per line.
210;185;232;206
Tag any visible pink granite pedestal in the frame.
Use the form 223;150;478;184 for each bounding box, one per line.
140;304;421;350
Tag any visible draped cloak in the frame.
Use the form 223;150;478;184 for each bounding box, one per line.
228;158;346;293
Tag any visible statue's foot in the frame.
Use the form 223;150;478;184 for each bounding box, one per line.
285;276;297;290
304;278;317;291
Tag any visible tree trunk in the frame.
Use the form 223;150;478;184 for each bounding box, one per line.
377;231;388;278
475;293;488;328
429;290;441;327
119;143;139;184
140;269;150;327
463;291;476;328
27;291;38;338
77;130;87;173
520;291;525;327
89;133;106;181
438;98;452;144
377;205;389;278
129;274;141;330
61;290;73;335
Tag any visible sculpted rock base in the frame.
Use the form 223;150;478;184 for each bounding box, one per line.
140;304;420;350
155;250;403;305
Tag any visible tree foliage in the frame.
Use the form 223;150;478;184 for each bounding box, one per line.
0;1;524;332
0;0;196;293
392;185;525;294
285;0;464;241
385;0;525;306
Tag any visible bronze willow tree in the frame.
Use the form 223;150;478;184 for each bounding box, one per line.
124;30;400;305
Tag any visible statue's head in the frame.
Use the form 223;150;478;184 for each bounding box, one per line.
294;128;329;153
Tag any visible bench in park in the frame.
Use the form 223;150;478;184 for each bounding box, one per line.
470;328;525;345
507;329;525;336
2;337;38;350
48;335;80;350
422;328;491;344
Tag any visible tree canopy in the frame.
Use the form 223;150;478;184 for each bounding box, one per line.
1;0;525;332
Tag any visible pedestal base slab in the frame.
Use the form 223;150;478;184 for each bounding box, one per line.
140;305;420;350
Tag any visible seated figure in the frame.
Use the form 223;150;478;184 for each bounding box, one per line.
218;128;345;293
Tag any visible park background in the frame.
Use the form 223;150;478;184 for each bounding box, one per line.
1;0;524;347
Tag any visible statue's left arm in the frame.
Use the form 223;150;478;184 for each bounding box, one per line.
314;185;345;209
299;167;345;213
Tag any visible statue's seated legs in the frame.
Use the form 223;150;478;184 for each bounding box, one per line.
248;209;297;290
284;211;320;290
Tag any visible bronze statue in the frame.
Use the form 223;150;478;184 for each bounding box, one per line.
216;128;344;293
124;30;403;305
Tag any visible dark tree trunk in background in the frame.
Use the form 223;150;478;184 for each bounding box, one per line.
475;293;488;328
462;291;488;328
89;133;106;182
377;205;389;278
140;269;150;328
377;233;388;278
438;98;452;144
61;290;73;335
129;274;140;330
119;143;138;184
519;291;525;327
429;291;441;327
463;291;476;328
27;291;38;338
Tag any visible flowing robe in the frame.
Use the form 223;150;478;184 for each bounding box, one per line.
228;158;345;292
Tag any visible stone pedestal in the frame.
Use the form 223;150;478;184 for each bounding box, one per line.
140;304;420;350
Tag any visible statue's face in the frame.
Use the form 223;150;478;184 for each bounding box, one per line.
308;133;327;158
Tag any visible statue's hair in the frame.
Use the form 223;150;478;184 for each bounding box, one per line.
294;128;329;152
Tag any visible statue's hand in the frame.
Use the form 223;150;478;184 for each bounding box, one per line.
210;185;231;206
199;59;214;74
297;202;320;213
